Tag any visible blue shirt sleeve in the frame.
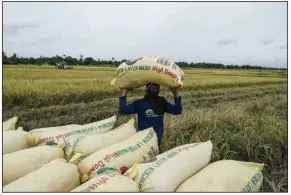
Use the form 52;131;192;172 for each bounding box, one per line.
119;96;138;115
165;96;182;115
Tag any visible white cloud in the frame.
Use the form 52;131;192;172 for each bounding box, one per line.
3;2;287;68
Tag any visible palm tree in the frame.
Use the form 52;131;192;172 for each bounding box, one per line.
12;53;17;59
11;53;18;64
80;55;83;65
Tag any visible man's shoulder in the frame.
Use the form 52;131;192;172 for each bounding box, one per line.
133;98;144;104
138;96;166;101
135;96;167;103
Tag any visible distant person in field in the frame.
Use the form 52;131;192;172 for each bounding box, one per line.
119;83;182;145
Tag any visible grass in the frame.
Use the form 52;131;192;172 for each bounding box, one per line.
160;94;287;192
3;65;286;109
2;64;287;192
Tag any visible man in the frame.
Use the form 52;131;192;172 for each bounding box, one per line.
119;83;182;145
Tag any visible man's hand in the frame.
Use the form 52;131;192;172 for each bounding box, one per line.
170;87;181;98
120;88;133;96
120;88;128;96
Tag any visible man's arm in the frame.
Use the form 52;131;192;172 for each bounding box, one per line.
165;87;182;115
119;88;137;115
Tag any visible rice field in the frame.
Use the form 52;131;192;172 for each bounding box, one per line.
3;64;288;192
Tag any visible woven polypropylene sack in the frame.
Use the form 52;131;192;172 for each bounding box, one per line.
124;141;212;192
71;170;139;192
111;56;184;89
66;118;137;164
176;160;264;192
3;145;65;186
27;115;117;147
3;116;18;131
29;124;81;134
3;130;30;154
3;159;80;192
78;127;159;183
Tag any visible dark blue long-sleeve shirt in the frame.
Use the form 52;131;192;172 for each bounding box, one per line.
119;96;182;145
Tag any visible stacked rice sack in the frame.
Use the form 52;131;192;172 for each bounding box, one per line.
111;56;185;89
29;124;81;135
27;115;117;148
2;115;265;192
3;130;30;155
2;115;152;192
3;146;66;186
3;116;18;132
124;141;213;192
123;141;264;192
71;170;139;192
65;118;137;164
77;127;159;182
3;158;80;192
2;115;139;192
175;160;264;192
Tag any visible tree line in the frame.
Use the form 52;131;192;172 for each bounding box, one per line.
3;52;286;70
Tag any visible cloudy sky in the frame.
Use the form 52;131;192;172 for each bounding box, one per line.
3;2;287;68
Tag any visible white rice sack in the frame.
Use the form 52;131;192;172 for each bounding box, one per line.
78;127;159;183
111;56;184;89
176;160;264;192
3;158;80;192
3;145;65;186
124;141;213;192
27;115;117;147
66;118;137;164
3;130;30;154
3;116;18;131
71;170;139;192
29;124;81;134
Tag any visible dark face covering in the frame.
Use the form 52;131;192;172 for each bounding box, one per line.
147;85;160;99
144;84;167;115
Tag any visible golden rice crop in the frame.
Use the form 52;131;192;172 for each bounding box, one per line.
2;65;287;192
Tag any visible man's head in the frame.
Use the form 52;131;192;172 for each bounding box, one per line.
145;83;160;99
